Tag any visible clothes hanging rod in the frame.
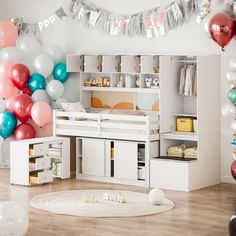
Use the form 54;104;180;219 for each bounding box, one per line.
178;60;197;63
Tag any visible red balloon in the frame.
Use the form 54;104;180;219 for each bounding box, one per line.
209;13;235;51
10;64;30;90
22;86;32;96
14;123;35;140
12;94;33;123
231;160;236;180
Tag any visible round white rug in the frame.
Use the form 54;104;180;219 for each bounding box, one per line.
30;190;174;218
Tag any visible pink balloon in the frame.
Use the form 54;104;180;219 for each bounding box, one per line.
31;101;52;127
28;119;53;137
5;89;20;111
0;78;15;99
0;61;14;79
0;21;18;47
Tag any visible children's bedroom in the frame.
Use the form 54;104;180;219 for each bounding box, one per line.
0;0;235;235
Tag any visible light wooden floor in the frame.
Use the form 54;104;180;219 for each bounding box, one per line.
0;169;235;236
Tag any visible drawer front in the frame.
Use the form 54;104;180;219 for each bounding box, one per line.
31;143;45;156
37;170;53;184
36;156;51;169
150;141;159;158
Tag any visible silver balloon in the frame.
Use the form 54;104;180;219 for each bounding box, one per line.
21;52;37;74
229;59;236;72
221;103;235;117
46;80;64;100
44;45;65;64
54;97;69;109
31;89;51;105
0;201;28;236
226;72;236;85
34;54;54;78
16;35;42;55
0;47;21;63
231;120;236;130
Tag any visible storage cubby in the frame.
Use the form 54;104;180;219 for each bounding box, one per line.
102;55;121;72
66;54;84;72
121;55;141;73
10;137;70;186
84;55;102;72
141;55;159;73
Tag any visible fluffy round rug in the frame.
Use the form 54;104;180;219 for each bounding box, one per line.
29;190;174;218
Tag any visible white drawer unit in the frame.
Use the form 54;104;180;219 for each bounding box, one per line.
10;136;70;186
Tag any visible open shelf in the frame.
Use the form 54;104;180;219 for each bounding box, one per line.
152;157;197;162
161;132;198;141
172;113;197;117
82;86;159;93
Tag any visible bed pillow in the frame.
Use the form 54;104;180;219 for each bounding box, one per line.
61;102;86;113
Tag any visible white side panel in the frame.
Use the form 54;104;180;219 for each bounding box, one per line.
61;139;70;179
105;140;111;177
82;139;105;177
114;141;137;180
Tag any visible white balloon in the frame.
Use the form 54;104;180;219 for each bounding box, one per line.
44;45;65;64
231;120;236;130
34;54;54;78
226;72;236;85
0;201;28;236
32;89;51;105
229;59;236;72
54;97;69;109
0;47;21;63
16;35;42;55
148;189;165;205
221;103;235;117
21;52;38;74
46;80;64;100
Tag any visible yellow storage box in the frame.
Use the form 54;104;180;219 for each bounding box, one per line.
176;117;194;132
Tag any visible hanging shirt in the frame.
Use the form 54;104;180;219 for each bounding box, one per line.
179;65;187;95
192;65;197;96
184;65;194;96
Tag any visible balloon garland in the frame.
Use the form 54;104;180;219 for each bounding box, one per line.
0;21;71;145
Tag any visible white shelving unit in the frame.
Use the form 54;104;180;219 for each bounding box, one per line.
10;137;70;186
65;54;221;191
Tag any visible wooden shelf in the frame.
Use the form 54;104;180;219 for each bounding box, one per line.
161;132;198;141
172;113;197;117
152;157;197;162
82;86;159;93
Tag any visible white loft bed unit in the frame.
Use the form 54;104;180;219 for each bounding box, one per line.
53;110;159;142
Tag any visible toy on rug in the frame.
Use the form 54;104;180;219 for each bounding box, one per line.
82;194;97;203
103;193;126;203
148;189;165;205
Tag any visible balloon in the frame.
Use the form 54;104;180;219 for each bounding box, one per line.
46;80;64;100
16;35;42;55
31;101;52;127
31;89;50;105
231;160;236;180
28;73;46;92
0;201;28;236
21;52;37;74
14;123;35;140
0;111;17;139
53;63;70;83
226;72;236;85
12;94;33;123
209;13;235;51
0;79;15;99
22;86;32;96
44;45;65;64
34;54;54;78
229;214;236;236
0;47;21;63
28;119;52;137
54;97;69;109
0;21;18;47
221;103;235;117
10;64;30;90
0;61;13;78
5;88;20;111
0;98;6;112
148;189;165;205
231;121;236;130
229;59;236;72
228;89;236;105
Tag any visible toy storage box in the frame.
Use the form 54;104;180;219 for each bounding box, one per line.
176;118;193;132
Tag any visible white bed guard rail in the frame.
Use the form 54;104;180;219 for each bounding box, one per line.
53;110;159;142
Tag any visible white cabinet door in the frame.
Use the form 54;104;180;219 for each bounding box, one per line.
114;142;137;180
82;139;105;176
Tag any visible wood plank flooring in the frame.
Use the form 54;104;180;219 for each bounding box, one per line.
0;169;235;236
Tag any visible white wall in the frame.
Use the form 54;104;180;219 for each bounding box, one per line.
0;0;235;182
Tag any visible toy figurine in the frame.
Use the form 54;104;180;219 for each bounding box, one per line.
145;77;152;88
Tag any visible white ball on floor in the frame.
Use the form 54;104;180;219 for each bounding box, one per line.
149;189;165;205
0;201;29;236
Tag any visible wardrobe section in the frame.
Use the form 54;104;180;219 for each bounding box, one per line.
65;54;221;191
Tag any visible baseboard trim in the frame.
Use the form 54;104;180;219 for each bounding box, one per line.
221;176;236;184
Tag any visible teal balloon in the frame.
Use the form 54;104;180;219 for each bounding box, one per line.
228;88;236;104
53;63;70;83
28;73;46;92
0;111;17;139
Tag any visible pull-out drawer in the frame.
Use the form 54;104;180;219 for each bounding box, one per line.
29;143;46;156
29;156;51;171
29;170;53;185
